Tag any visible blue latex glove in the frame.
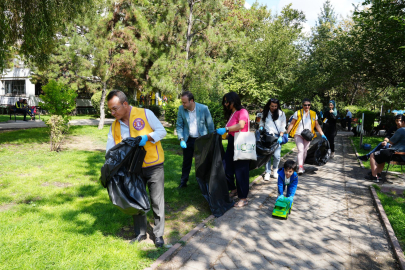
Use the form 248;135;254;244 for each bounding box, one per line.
277;195;284;201
322;134;328;141
286;196;293;204
259;126;264;131
139;135;148;146
216;128;226;135
180;140;187;149
277;137;283;144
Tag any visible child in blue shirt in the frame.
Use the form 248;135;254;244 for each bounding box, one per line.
277;159;299;206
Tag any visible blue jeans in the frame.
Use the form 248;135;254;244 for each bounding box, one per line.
367;142;390;158
265;143;282;173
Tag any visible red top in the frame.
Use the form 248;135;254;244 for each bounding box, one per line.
226;108;249;136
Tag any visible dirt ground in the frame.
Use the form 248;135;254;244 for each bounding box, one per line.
63;135;106;152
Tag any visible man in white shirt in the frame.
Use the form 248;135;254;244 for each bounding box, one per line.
346;109;353;131
105;90;167;247
176;91;215;188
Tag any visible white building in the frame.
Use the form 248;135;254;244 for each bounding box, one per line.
0;66;41;106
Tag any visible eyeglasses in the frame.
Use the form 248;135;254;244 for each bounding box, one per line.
270;98;279;102
111;105;122;113
303;104;311;107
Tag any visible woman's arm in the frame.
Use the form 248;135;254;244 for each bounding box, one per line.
286;118;297;134
227;120;246;132
315;121;325;136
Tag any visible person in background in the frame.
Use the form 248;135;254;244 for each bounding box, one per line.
365;114;405;183
359;114;402;162
323;100;338;158
176;91;215;188
15;98;30;121
259;98;286;180
22;99;35;120
216;92;250;208
345;109;353;131
286;98;327;174
106;90;167;248
276;159;298;207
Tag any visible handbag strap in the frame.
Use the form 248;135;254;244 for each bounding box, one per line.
300;109;312;130
271;113;280;135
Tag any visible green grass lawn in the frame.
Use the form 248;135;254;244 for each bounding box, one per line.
352;136;404;173
374;185;405;253
0;126;294;269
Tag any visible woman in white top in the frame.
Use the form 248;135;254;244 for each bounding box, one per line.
286;98;327;174
259;98;286;180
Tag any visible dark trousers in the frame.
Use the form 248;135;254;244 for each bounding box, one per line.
180;137;197;184
133;163;165;238
325;131;336;152
16;108;28;120
346;117;351;131
224;135;250;199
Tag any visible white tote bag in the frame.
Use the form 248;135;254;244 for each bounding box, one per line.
233;119;257;161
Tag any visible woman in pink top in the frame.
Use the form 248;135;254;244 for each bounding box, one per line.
216;92;250;208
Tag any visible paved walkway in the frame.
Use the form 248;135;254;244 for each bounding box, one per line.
157;133;399;270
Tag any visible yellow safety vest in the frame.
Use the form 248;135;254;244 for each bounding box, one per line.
289;109;317;138
112;107;164;168
15;101;22;109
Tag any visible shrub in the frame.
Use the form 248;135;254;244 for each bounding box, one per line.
39;80;77;117
164;99;181;127
205;102;226;128
147;105;162;118
356;110;377;133
46;115;69;151
282;108;294;120
91;90;110;116
379;115;396;129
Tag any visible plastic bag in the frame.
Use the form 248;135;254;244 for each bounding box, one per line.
305;138;331;166
100;137;150;215
249;130;279;170
194;133;234;217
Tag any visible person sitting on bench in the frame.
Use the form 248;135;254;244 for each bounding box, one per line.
15;98;31;121
22;99;35;120
359;114;402;161
365;114;405;183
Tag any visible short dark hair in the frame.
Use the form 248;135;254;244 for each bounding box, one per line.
302;98;311;104
395;114;402;120
401;114;405;122
284;159;296;171
181;91;194;102
106;90;128;104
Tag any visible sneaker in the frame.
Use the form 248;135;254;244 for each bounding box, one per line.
365;174;381;182
298;166;304;175
367;171;381;178
359;155;369;161
264;173;270;181
272;171;278;179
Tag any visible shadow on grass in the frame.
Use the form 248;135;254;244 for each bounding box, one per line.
0;127;49;144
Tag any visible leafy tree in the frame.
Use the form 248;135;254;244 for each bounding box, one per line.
0;0;92;71
39;80;77;117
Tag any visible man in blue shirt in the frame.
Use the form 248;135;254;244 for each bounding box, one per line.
176;91;215;188
366;114;405;182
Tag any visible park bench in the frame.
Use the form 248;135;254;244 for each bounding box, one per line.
386;152;405;174
9;105;41;122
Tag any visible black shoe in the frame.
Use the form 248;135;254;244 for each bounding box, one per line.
367;171;381;178
177;182;187;189
23;119;28;122
365;175;381;182
155;236;164;248
358;155;369;161
130;234;147;244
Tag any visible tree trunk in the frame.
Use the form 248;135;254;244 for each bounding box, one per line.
98;81;107;130
182;1;194;91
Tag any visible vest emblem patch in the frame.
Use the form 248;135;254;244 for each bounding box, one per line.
133;118;145;131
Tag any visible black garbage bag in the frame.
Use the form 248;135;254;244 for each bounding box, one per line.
194;133;234;217
305;138;331;166
250;130;279;170
100;137;150;215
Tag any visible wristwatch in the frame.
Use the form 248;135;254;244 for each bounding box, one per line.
226;127;229;132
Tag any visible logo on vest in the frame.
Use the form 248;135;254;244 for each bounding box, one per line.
133;118;145;131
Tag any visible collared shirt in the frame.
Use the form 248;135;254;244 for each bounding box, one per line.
106;108;167;152
188;107;199;138
346;111;352;118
